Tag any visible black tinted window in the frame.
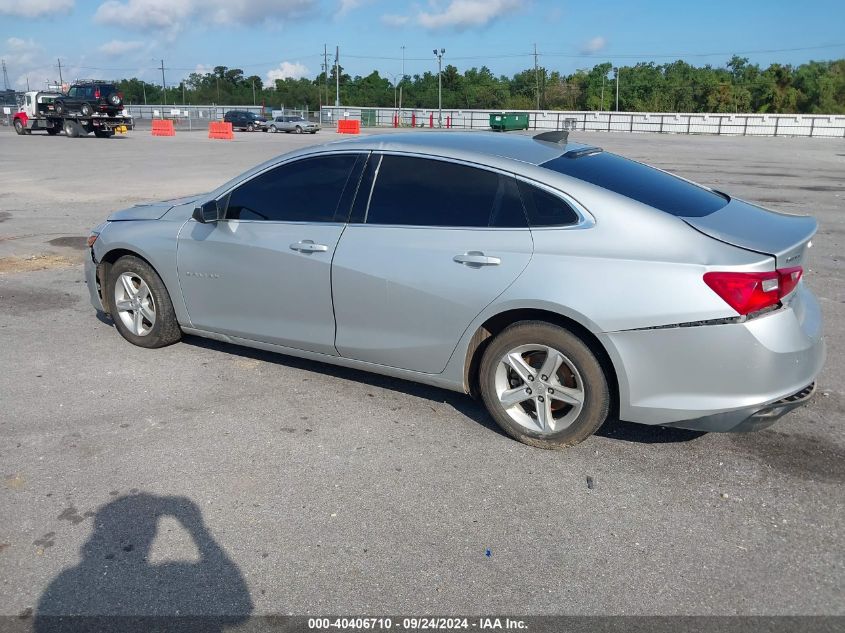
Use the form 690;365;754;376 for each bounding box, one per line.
366;155;526;228
541;151;727;217
517;181;579;226
224;154;359;222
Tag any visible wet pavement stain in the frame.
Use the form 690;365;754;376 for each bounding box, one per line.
57;506;87;525
47;236;87;250
0;286;79;316
730;431;845;484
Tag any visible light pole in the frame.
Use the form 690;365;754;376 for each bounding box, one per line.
433;48;445;128
613;66;620;112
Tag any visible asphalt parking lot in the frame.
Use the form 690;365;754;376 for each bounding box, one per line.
0;125;843;618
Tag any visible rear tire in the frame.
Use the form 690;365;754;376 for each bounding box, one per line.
295;125;303;134
270;125;278;133
247;123;255;132
80;103;93;117
54;101;65;116
479;321;610;449
107;256;182;349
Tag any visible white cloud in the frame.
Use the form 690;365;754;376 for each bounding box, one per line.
581;36;607;54
0;0;73;18
417;0;523;30
266;61;309;84
337;0;369;16
380;13;409;26
94;0;315;32
98;39;145;56
2;37;42;67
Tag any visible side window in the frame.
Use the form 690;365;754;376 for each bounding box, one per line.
516;180;579;226
223;154;361;223
67;87;77;97
365;155;526;228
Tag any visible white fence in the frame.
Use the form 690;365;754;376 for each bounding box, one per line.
321;106;845;139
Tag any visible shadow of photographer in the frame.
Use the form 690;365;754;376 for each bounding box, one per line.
35;493;253;632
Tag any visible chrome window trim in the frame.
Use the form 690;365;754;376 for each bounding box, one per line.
214;150;368;223
358;150;595;231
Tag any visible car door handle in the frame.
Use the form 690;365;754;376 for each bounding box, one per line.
290;240;329;253
453;251;501;267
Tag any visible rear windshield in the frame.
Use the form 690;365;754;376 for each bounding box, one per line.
541;151;728;217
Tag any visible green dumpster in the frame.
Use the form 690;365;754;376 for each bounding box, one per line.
489;112;529;131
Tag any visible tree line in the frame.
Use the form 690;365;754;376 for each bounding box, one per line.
116;56;845;114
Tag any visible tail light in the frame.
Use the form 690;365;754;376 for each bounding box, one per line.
94;89;101;99
704;267;803;315
86;232;99;248
118;92;123;99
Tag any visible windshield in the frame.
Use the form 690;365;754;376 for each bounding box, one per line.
541;151;728;218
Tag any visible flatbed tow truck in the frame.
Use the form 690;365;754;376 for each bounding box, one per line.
12;91;133;138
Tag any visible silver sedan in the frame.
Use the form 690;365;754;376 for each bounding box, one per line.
266;115;320;134
83;132;825;449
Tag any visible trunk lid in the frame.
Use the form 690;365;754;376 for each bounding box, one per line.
683;197;817;268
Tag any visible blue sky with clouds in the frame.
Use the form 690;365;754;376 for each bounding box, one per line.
1;0;844;90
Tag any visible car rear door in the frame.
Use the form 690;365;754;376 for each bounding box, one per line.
177;152;366;354
332;153;534;374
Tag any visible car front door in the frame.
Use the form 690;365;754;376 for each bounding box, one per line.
177;152;366;355
332;154;534;374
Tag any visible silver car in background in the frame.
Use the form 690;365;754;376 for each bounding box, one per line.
266;115;320;134
84;132;825;449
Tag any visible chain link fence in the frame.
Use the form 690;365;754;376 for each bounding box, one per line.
125;105;320;131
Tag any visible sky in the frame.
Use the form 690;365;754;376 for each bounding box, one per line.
1;0;844;91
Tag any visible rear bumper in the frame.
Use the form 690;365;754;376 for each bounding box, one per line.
663;382;816;432
604;284;825;431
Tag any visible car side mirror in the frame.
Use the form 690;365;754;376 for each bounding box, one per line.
193;200;220;224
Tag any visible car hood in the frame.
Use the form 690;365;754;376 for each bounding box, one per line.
107;194;202;221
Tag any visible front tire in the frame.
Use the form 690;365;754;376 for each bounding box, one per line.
13;119;25;135
270;125;278;133
107;256;182;349
80;103;93;116
479;321;609;449
295;125;303;134
247;123;255;132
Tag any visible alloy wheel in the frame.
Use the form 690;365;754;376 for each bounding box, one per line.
113;272;156;336
494;344;585;434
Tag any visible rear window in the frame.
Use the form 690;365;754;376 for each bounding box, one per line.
541;151;728;217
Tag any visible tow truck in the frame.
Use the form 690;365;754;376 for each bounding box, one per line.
12;90;133;138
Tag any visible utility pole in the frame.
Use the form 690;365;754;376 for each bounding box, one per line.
1;59;8;91
142;80;147;105
335;46;340;107
251;78;255;105
434;48;445;127
600;75;605;111
26;76;30;91
160;59;167;105
614;66;619;111
323;44;329;109
399;45;406;114
533;43;540;110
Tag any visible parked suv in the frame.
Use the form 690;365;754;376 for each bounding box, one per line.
54;81;123;117
223;110;267;132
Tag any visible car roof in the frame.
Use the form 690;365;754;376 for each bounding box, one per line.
322;132;588;167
